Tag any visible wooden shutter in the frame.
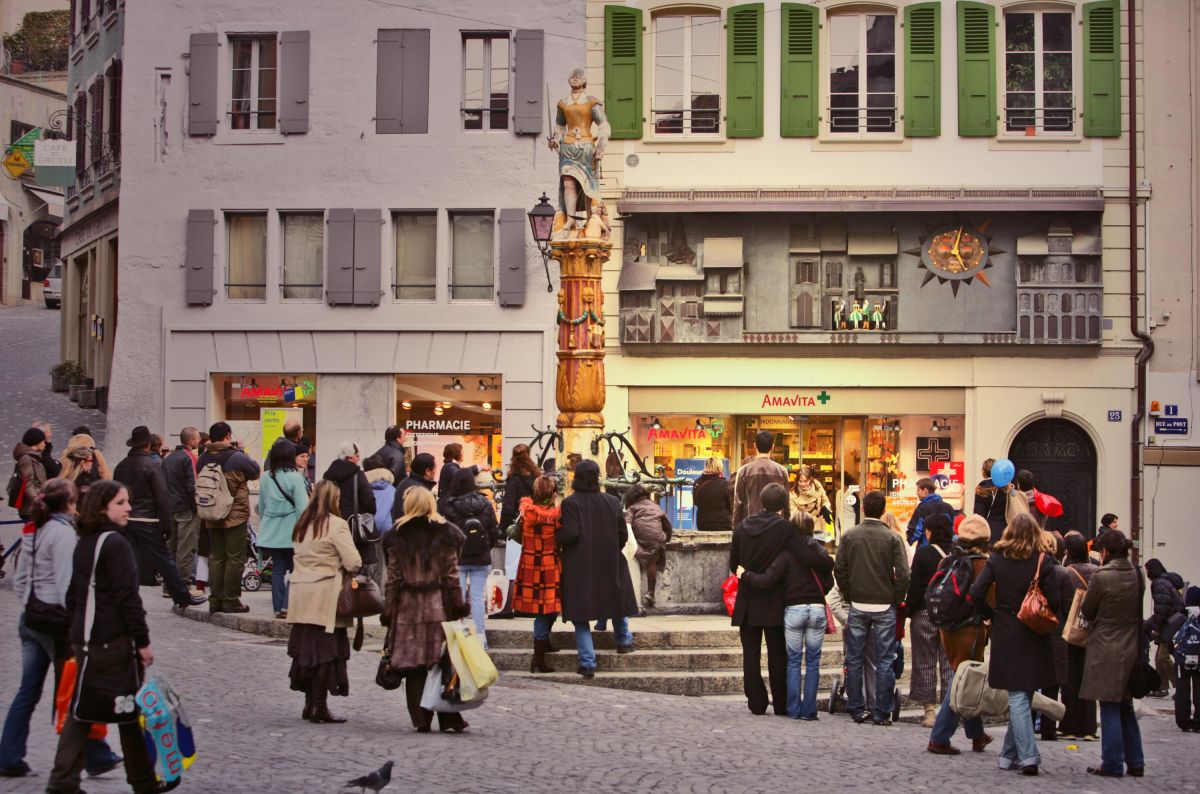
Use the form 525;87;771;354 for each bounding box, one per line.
188;32;219;136
1083;0;1120;137
727;4;764;137
185;210;215;306
956;1;995;137
376;29;429;134
513;30;544;134
326;208;355;304
107;60;122;154
353;209;382;306
904;3;940;137
90;80;104;165
604;5;642;139
780;3;818;137
497;208;526;307
279;31;310;135
72;94;85;177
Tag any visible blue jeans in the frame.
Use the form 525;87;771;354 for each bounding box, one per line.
844;606;897;720
574;618;632;669
0;615;117;774
532;613;557;641
784;604;826;719
998;691;1040;769
1099;700;1144;774
264;547;293;615
458;564;490;649
929;671;985;745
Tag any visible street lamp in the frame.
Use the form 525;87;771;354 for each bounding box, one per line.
527;192;556;292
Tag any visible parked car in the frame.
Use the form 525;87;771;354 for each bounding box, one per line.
43;263;61;308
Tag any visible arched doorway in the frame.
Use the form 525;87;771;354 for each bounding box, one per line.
1008;418;1097;536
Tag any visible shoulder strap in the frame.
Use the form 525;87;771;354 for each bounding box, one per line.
1069;565;1088;588
933;545;948;560
25;526;37;605
82;531;112;650
271;471;296;507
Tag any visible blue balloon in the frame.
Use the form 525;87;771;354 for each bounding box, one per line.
991;458;1015;488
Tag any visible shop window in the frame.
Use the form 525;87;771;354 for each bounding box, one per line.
462;34;509;131
828;12;897;135
219;374;317;464
226;212;267;300
450;211;494;300
394;212;437;300
230;35;278;131
1004;10;1074;134
652;13;721;135
280;213;323;300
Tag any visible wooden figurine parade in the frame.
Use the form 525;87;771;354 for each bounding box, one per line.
870;301;885;330
849;300;864;330
834;299;846;330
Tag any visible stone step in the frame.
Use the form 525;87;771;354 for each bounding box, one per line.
491;645;864;671
486;626;742;650
505;667;915;699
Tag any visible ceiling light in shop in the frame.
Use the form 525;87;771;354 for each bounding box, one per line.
434;406;444;415
477;378;499;391
444;378;465;391
441;401;453;409
401;401;412;410
482;402;491;410
650;417;662;430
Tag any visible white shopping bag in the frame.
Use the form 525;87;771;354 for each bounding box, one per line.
485;569;508;615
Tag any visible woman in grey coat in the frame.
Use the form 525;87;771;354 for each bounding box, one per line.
1079;530;1145;778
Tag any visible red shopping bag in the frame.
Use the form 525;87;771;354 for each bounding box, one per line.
721;573;739;617
55;658;107;739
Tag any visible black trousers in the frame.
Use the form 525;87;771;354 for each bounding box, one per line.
1176;670;1200;729
1060;643;1097;737
739;625;787;716
121;521;190;604
397;667;466;731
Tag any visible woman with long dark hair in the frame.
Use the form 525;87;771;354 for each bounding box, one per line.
1058;531;1098;740
515;475;563;673
436;442;489;513
46;480;173;793
0;480;120;780
286;480;362;724
257;440;307;619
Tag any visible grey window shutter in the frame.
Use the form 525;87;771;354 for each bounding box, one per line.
375;30;403;134
497;208;526;307
326;208;355;304
185;209;215;305
353;209;383;306
376;29;429;134
279;31;310;135
513;30;544;134
188;32;219;136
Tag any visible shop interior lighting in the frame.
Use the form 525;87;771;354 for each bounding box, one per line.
694;417;715;431
444;377;465;391
434;406;444;415
482;402;492;410
880;418;903;433
401;401;412;410
441;401;453;409
477;377;499;391
931;417;953;433
650;417;662;430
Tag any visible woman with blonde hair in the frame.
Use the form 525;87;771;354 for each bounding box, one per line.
286;480;362;724
381;486;472;733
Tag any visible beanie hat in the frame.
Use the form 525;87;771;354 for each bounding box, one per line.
1186;586;1200;609
21;428;46;446
956;514;990;543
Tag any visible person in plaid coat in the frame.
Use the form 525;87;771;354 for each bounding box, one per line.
515;475;562;673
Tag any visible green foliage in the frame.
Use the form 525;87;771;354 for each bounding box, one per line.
4;11;70;73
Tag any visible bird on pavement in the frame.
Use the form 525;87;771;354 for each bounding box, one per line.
344;761;394;794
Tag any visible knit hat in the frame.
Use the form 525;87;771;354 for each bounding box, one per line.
1186;586;1200;609
21;428;46;446
956;514;990;543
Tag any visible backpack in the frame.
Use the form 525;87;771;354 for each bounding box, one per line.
926;548;978;629
195;460;234;522
5;469;25;509
1174;615;1200;671
460;517;489;559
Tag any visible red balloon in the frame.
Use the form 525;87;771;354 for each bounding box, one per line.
1035;491;1065;518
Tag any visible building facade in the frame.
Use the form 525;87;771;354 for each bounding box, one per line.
588;0;1146;536
109;0;583;475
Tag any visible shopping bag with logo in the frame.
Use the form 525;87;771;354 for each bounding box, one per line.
485;569;509;616
136;672;197;783
419;654;488;713
54;658;106;740
442;620;499;693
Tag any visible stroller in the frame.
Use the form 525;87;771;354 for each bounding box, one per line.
241;527;273;592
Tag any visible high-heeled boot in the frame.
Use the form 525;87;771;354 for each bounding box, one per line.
308;684;346;724
301;691;314;721
530;639;553;673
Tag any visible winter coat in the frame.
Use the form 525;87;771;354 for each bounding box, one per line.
907;541;952;612
322;458;377;565
436;461;479;513
162;446;198;515
557;467;639;623
366;469;397;533
940;550;992;670
112;449;172;525
441;491;499;567
731;456;789;528
11;443;47;518
972;478;1009;543
906;493;958;546
1079;558;1143;702
1145;559;1185;640
66;524;150;649
196;442;261;529
833;518;911;607
500;473;536;531
969;552;1060;692
370;440;409;484
287;515;362;633
256;468;307;549
382;516;469;669
729;511;804;627
739;535;833;607
14;514;76;608
626;497;669;565
692;472;732;532
789;482;831;523
514;497;562;614
391;474;436;523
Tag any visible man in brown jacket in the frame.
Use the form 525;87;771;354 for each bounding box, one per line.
732;430;789;528
196;421;261;613
10;428;49;519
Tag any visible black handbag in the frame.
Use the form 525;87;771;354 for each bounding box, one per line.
376;624;403;690
23;526;69;637
1128;568;1163;699
348;474;381;544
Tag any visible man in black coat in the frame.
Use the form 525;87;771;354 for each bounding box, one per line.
729;482;803;716
322;441;377;579
557;460;639;677
1145;557;1186;693
371;425;409;484
390;453;437;524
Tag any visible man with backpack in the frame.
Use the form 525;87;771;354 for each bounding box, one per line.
1145;557;1187;697
196;422;261;614
1172;586;1200;732
8;428;49;519
906;477;959;547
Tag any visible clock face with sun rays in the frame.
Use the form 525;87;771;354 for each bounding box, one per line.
907;222;1003;296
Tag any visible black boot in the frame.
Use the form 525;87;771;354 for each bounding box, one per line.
545;635;560;653
301;690;314;721
308;685;346;724
531;639;553;673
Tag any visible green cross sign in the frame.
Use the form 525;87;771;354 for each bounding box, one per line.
817;390;831;405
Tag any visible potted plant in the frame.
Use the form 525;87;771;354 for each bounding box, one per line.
51;360;83;393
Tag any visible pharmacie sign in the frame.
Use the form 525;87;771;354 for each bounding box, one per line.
759;389;832;409
405;419;472;432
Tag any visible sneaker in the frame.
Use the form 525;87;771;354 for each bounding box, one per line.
576;666;595;679
1148;689;1169;698
850;712;868;724
871;717;893;727
616;644;634;654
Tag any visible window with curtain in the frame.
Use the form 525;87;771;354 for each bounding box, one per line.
281;213;323;300
394;212;436;300
226;213;267;300
450;212;494;301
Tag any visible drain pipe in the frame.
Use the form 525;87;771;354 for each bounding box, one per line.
1128;0;1153;548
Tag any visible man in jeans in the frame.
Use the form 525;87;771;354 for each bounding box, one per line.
162;427;201;595
196;422;261;614
112;426;206;608
731;430;789;528
834;489;910;726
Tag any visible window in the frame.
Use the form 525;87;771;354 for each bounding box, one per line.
10;121;34;146
89;80;104;167
462;34;509;131
1004;10;1074;134
281;213;323;300
226;213;267;300
230;35;277;131
394;212;437;300
828;13;897;134
71;94;87;179
105;60;122;167
653;14;720;135
450;212;493;300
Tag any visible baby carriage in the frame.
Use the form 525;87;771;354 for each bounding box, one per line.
241;528;273;592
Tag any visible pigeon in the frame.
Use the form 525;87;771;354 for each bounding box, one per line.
344;761;394;794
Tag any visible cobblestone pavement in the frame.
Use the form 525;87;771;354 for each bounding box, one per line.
0;588;1196;794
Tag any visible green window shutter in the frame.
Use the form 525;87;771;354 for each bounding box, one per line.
1083;0;1121;137
904;3;941;137
780;3;819;137
605;6;643;140
727;3;764;137
957;1;996;137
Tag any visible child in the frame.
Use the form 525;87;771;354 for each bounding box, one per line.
1172;586;1200;732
